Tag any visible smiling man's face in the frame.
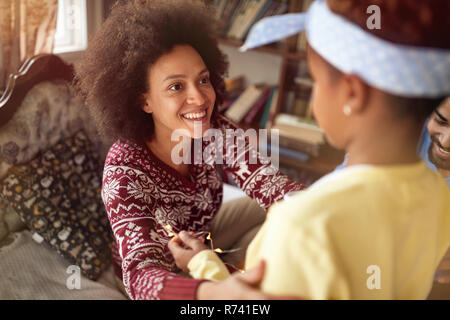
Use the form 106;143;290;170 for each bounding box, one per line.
427;98;450;177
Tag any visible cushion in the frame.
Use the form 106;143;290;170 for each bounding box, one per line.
0;130;112;280
0;80;106;179
0;80;109;245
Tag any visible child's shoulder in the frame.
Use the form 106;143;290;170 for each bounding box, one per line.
269;162;447;225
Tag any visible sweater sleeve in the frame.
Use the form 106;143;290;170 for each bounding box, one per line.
102;164;203;300
188;249;231;281
213;115;306;211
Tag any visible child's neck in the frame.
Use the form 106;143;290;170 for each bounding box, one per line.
346;118;423;167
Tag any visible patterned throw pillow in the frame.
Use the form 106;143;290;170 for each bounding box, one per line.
0;130;112;280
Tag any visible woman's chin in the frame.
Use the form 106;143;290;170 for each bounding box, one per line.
183;118;211;139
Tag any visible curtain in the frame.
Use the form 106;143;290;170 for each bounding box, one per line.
0;0;58;91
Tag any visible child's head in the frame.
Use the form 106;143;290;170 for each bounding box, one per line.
241;0;449;153
305;0;448;149
74;0;228;143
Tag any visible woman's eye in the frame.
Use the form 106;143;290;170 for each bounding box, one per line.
200;77;210;84
169;84;182;91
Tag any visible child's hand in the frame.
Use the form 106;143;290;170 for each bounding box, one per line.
168;230;209;272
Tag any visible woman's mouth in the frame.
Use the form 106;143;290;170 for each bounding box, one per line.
181;110;207;121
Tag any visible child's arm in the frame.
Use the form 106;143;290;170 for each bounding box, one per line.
169;231;231;281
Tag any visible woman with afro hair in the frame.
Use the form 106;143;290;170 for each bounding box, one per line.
74;0;305;300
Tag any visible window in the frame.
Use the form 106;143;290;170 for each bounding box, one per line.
53;0;87;54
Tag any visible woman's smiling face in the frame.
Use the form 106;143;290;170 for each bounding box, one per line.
142;45;216;140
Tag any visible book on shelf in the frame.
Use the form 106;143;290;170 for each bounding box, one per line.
234;0;273;40
283;90;296;114
293;98;309;118
270;113;341;157
263;88;279;128
277;133;321;156
219;75;246;113
225;75;246;97
294;77;313;87
274;113;322;132
259;87;277;128
214;0;289;41
224;84;268;123
304;100;314;120
243;86;272;124
219;95;240;113
266;143;309;163
271;123;324;147
296;0;314;51
273;0;289;15
219;0;241;36
226;0;251;38
272;113;325;145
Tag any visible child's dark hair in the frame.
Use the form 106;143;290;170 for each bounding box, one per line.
323;0;449;121
73;0;228;142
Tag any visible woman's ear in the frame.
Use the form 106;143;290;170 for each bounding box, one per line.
141;94;153;114
342;74;370;114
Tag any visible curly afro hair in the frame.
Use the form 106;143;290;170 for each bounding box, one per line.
74;0;228;143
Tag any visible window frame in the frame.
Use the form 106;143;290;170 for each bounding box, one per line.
54;0;103;63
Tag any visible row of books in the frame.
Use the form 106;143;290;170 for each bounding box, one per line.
285;59;313;118
221;76;323;158
222;80;280;129
271;113;326;157
211;0;289;41
295;0;314;51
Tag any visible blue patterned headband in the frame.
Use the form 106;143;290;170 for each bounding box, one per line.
241;0;450;98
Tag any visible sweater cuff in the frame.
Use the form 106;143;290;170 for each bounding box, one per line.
188;249;231;281
159;276;205;300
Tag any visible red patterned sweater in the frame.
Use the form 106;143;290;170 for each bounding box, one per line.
102;115;305;300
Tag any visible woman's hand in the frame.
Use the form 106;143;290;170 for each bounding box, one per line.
436;247;450;283
197;260;303;300
168;230;209;273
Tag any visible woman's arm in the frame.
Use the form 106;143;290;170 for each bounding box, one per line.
103;164;202;299
213;115;306;211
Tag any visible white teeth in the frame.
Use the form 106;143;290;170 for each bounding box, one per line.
182;111;206;120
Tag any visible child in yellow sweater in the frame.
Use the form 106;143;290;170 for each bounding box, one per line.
168;0;450;299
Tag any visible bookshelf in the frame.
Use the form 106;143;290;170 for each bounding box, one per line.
217;38;307;61
210;0;345;184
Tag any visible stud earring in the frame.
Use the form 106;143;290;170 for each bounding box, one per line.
343;104;352;116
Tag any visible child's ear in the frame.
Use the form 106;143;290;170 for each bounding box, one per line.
343;74;370;114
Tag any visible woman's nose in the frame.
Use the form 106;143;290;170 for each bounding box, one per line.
186;85;206;105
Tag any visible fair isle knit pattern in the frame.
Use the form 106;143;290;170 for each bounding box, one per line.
102;115;306;300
